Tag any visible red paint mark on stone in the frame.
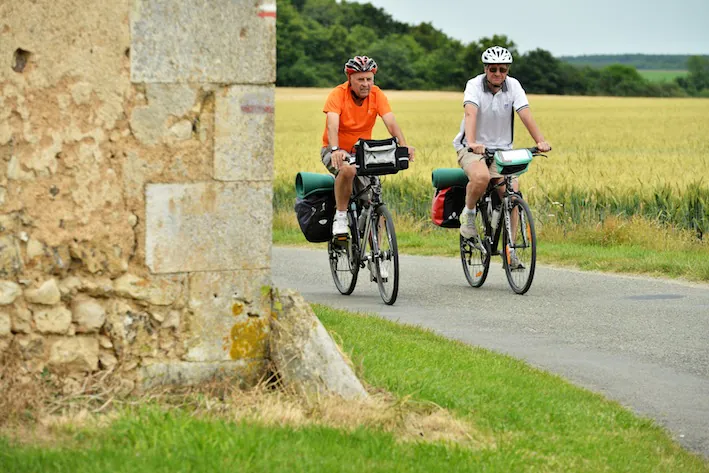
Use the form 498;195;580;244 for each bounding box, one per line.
258;11;276;18
241;105;274;114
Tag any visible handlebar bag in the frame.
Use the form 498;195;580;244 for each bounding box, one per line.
494;149;533;176
354;138;408;176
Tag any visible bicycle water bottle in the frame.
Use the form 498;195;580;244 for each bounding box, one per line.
491;206;501;231
358;211;366;232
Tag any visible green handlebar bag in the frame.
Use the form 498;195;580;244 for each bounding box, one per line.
431;168;468;189
295;172;335;199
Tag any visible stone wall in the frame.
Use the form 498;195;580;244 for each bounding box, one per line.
0;0;276;391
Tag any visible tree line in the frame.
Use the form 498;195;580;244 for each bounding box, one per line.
559;54;702;71
276;0;709;97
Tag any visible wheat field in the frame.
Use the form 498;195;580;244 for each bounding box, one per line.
275;88;709;235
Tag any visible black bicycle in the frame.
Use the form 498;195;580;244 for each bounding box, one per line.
328;175;399;305
461;147;548;295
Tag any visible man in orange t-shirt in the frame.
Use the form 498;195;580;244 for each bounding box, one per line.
321;55;415;236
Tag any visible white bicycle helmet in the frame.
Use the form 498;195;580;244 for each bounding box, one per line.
481;46;513;64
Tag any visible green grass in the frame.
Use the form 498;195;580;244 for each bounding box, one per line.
638;69;688;82
3;307;708;472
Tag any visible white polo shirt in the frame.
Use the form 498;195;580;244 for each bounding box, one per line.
452;74;529;152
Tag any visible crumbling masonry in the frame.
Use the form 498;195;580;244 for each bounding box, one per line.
0;0;276;391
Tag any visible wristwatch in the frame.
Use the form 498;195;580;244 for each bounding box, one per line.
330;146;339;153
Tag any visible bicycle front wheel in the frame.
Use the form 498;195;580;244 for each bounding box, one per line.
502;196;536;295
328;213;359;295
372;205;399;305
460;206;490;287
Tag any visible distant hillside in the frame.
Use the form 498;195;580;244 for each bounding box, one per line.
558;54;708;70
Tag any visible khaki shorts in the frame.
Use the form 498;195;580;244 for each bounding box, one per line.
457;147;502;179
320;147;380;202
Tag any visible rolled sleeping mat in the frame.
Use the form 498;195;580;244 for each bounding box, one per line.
295;172;335;199
431;168;469;189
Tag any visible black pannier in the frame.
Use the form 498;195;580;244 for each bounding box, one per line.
294;191;336;243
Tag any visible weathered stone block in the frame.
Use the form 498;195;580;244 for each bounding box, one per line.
24;278;61;305
214;85;274;182
131;0;276;84
270;290;368;400
0;236;22;277
14;334;45;360
104;300;159;358
10;303;32;334
145;182;272;273
72;297;106;333
113;273;185;306
0;311;10;336
184;270;270;362
49;337;99;372
140;359;267;390
99;351;118;370
0;280;21;305
128;84;199;146
34;306;72;334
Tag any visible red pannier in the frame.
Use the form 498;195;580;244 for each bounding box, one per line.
431;186;466;228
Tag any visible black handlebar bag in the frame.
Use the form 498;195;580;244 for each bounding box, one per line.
353;138;409;176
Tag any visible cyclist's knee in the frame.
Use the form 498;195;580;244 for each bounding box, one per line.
338;164;357;180
466;168;489;192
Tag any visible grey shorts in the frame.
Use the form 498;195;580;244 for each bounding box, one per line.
320;147;380;202
457;147;503;179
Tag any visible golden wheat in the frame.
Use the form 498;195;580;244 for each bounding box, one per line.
275;87;709;196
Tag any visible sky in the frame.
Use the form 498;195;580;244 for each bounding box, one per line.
347;0;709;56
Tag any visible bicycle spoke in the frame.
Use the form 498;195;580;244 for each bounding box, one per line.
372;206;399;305
460;208;490;288
328;213;359;295
502;196;536;294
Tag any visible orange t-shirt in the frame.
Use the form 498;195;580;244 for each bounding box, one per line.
321;82;392;153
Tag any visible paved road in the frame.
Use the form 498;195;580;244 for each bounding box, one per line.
272;246;709;457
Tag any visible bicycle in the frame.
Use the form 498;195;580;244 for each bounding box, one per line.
460;147;548;295
327;139;409;305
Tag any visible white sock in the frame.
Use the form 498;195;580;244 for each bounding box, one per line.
335;210;347;220
464;206;476;214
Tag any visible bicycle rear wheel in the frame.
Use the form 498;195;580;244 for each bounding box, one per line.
328;212;359;295
502;195;536;295
372;205;399;305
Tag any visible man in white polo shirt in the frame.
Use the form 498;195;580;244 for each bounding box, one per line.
452;46;551;268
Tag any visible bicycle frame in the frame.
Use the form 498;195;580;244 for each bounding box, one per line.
348;176;384;268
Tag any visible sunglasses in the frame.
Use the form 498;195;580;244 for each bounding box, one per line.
487;66;508;73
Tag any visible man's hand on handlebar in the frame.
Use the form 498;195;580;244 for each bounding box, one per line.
405;145;416;162
536;141;552;152
331;149;348;170
470;143;486;155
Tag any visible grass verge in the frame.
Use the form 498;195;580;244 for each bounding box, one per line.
2;306;708;472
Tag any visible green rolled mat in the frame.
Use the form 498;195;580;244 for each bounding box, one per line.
295;172;335;199
431;168;468;189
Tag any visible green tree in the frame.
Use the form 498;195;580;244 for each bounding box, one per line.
369;34;424;90
686;55;709;94
514;49;564;94
597;65;648;96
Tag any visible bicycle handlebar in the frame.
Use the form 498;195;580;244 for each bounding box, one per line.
481;146;552;158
